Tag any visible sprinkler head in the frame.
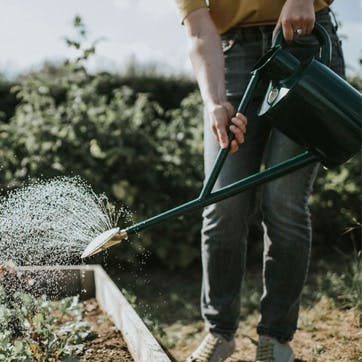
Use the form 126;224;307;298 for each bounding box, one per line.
81;228;128;258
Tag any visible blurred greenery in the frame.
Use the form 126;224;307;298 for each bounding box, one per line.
0;17;360;269
0;73;17;123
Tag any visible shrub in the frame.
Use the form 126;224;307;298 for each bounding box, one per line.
311;156;361;254
0;22;204;267
0;17;360;268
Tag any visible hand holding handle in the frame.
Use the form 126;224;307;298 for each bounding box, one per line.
272;23;332;66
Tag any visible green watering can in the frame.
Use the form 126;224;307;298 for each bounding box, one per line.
81;24;362;259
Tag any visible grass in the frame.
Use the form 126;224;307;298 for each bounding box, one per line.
304;249;362;311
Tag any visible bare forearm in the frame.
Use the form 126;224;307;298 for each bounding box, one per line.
184;8;247;153
185;8;227;111
188;30;226;110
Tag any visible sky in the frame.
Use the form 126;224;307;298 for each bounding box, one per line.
0;0;361;78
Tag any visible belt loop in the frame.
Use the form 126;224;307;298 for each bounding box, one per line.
328;7;339;32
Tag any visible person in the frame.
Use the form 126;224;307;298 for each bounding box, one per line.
175;0;345;361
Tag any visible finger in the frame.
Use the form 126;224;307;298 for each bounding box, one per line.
212;125;220;143
236;112;247;125
305;20;315;35
234;112;248;127
231;117;246;133
282;19;294;42
230;139;239;154
272;19;282;42
306;13;316;34
293;26;304;38
229;125;245;144
216;124;229;149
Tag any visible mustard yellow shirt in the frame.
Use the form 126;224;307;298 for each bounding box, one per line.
176;0;332;34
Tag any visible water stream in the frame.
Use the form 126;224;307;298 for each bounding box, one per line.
0;177;121;265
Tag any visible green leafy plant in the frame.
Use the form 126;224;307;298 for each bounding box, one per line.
311;155;361;254
0;266;93;361
313;250;362;311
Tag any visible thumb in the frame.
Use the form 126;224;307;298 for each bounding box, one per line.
216;123;229;149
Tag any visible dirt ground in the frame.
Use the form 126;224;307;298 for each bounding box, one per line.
81;298;133;362
168;297;361;362
108;257;362;362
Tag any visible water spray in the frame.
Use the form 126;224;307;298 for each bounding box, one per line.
0;177;122;265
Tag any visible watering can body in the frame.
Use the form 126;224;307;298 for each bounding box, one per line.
256;26;362;167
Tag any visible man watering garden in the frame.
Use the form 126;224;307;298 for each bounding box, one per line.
175;0;345;361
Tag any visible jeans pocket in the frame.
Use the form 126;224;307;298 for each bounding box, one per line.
315;8;346;76
329;23;344;59
330;33;346;78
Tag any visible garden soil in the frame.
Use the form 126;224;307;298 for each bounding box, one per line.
169;297;361;362
81;299;133;362
109;264;361;362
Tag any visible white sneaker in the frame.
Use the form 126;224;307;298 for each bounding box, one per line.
186;332;235;362
255;335;294;362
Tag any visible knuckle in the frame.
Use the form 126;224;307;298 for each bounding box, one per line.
215;122;223;130
291;16;301;23
217;128;225;136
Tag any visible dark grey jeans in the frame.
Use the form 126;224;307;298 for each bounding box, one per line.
201;8;345;342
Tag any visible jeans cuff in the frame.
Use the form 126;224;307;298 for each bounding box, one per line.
257;324;295;343
207;326;235;341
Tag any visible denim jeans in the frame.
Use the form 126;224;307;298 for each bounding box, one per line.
201;8;345;342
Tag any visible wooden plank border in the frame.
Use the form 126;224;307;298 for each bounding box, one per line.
15;265;170;362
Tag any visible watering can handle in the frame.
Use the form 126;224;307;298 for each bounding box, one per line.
272;23;332;67
199;70;261;198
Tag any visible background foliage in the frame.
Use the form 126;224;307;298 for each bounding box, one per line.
0;18;360;268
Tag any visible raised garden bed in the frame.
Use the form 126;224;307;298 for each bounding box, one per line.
82;298;133;361
11;265;170;362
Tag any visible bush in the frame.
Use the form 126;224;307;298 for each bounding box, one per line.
311;156;361;254
0;17;360;268
0;31;204;267
0;74;18;123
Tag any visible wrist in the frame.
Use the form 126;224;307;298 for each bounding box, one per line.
205;100;234;117
205;98;222;107
202;84;227;107
205;99;226;112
